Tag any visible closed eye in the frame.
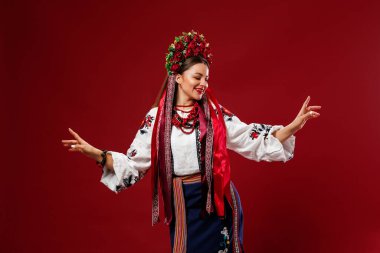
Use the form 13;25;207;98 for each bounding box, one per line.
194;77;209;81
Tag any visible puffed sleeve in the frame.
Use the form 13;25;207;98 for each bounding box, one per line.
100;107;158;193
219;104;295;163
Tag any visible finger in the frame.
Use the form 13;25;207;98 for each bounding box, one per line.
61;140;78;144
304;96;310;108
304;111;320;119
306;105;322;111
68;128;84;142
297;96;311;117
63;143;78;147
68;144;84;152
300;111;311;121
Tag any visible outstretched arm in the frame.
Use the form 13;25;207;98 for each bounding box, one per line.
100;107;158;193
62;107;158;193
219;104;295;163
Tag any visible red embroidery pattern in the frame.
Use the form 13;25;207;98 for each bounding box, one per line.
250;132;259;139
140;115;154;129
116;171;146;192
249;124;272;140
139;114;155;134
127;149;137;159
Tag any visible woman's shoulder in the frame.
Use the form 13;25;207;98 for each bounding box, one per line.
207;100;228;113
138;107;158;132
146;106;158;118
208;100;224;110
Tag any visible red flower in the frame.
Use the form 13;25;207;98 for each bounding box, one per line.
185;47;194;58
199;41;206;50
171;63;180;73
175;41;184;51
188;40;196;50
184;36;191;43
173;51;183;62
193;47;201;56
250;132;259;139
130;149;137;157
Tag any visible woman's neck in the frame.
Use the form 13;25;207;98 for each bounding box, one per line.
175;94;195;107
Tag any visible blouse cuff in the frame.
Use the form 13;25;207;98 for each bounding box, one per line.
265;125;296;162
99;151;129;193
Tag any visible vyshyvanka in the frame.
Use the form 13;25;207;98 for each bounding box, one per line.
100;86;296;252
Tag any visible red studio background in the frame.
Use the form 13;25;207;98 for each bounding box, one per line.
3;0;380;252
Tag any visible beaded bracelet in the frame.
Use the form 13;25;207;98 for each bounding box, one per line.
96;149;108;168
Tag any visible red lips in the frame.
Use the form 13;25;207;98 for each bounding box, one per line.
195;88;204;94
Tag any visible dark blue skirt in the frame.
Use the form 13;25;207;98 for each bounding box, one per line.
169;175;244;253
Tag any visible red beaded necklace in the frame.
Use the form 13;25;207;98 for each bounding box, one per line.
172;103;199;134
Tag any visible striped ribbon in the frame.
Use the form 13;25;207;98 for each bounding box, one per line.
172;173;202;253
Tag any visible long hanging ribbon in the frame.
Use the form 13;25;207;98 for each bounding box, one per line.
205;87;233;217
151;86;167;225
160;74;176;225
151;75;176;226
197;97;214;217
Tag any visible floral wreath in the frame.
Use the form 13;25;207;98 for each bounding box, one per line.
165;29;213;75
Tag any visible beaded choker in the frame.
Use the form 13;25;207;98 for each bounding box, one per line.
172;103;199;134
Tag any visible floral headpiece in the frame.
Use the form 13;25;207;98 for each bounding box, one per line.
165;29;213;75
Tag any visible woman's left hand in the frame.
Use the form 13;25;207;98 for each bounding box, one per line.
291;96;321;133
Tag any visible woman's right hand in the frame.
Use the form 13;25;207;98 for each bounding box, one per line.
62;128;100;161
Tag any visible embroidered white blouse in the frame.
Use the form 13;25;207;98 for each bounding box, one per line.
100;104;296;193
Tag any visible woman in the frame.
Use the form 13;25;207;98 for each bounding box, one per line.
62;30;321;253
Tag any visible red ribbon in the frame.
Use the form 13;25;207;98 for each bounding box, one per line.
150;88;167;225
206;87;233;217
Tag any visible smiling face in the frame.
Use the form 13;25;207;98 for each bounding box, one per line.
175;63;209;104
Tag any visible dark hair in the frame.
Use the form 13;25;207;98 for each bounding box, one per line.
152;56;210;108
176;55;210;75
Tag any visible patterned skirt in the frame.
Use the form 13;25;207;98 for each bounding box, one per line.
169;173;245;253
